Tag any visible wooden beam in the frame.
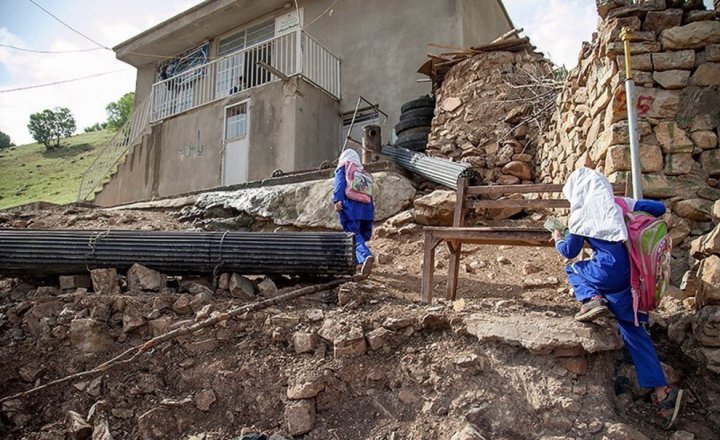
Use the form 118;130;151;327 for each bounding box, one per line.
465;183;626;196
421;230;436;304
470;199;571;209
446;177;468;302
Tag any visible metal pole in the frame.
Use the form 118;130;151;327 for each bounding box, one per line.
620;27;643;199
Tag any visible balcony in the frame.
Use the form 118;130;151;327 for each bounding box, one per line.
150;30;341;122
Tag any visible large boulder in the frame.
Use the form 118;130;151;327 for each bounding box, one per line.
69;318;114;353
462;313;622;355
127;263;166;292
193;171;415;230
674;199;713;222
659;21;720;50
413;190;456;226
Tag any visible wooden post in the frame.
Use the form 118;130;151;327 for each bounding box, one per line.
362;124;381;164
421;229;436;304
446;177;468;300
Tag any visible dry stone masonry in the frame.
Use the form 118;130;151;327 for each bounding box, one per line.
426;46;558;185
534;0;720;374
538;0;719;201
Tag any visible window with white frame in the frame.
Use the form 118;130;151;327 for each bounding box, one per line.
215;11;301;99
225;102;248;141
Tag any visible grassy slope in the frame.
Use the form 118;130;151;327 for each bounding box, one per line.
0;130;114;210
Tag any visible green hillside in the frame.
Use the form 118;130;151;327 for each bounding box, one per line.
0;130;113;210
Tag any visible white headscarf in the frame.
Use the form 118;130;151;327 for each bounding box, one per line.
563;167;628;242
336;148;362;170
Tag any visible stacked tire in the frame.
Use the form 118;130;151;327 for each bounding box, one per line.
395;95;435;152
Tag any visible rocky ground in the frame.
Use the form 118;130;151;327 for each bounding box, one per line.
1;205;719;440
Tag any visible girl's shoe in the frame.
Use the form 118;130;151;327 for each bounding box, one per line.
653;386;684;430
360;256;374;278
575;295;609;322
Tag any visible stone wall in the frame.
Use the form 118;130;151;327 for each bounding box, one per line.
538;0;719;192
537;0;720;278
534;0;720;373
426;50;557;185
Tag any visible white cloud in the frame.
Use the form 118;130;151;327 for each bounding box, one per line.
507;0;597;69
0;28;134;144
0;1;202;145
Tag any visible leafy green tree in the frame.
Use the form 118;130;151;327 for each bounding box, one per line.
27;107;77;150
83;122;107;133
105;92;135;130
0;130;13;149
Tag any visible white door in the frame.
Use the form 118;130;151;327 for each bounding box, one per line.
223;101;249;185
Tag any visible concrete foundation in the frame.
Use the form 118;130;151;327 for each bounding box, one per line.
95;77;339;206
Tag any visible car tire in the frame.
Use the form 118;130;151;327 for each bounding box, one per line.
400;95;436;113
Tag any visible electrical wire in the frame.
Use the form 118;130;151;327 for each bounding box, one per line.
0;68;130;93
27;0;111;50
304;0;339;29
0;43;104;54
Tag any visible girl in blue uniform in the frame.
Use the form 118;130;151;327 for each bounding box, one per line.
333;149;375;276
553;168;683;429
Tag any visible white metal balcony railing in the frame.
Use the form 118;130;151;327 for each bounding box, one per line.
77;95;152;201
151;30;341;121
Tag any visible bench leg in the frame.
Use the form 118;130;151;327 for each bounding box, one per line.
446;241;462;301
421;231;436;304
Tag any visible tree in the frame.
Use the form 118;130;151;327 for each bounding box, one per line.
83;122;107;133
0;130;12;149
105;92;135;130
27;107;77;150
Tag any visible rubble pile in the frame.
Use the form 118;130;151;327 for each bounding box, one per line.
2;204;720;439
424;38;559;185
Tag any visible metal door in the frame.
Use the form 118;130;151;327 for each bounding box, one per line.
223;101;249;185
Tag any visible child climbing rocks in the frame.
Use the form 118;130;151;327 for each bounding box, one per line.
333;149;374;277
553;167;683;429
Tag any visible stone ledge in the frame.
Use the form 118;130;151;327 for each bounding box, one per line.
463;313;623;355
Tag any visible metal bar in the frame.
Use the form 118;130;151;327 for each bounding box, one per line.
0;230;355;276
620;27;643;199
381;145;476;189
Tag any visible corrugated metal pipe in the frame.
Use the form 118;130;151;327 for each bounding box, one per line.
0;229;356;276
381;146;477;189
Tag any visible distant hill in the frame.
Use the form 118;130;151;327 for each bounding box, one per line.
0;130;113;210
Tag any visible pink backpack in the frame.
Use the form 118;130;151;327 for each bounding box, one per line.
344;162;373;204
615;197;672;325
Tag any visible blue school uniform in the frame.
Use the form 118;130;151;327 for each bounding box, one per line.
333;166;374;264
556;200;667;388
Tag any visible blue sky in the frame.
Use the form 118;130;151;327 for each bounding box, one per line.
0;0;714;144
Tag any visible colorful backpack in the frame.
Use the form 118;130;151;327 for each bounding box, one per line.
344;162;373;204
614;197;672;325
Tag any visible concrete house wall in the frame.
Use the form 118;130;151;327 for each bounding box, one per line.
100;0;511;206
96;77;339;206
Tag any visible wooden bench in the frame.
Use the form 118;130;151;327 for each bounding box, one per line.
420;178;626;303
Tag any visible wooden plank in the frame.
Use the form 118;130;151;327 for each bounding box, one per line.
424;226;546;233
465;182;626;196
466;183;565;195
421;230;436;304
446;243;462;301
454;177;469;227
491;28;524;43
446;177;468;301
424;228;552;247
470;199;571;209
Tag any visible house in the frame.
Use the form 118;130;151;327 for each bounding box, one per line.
87;0;513;206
